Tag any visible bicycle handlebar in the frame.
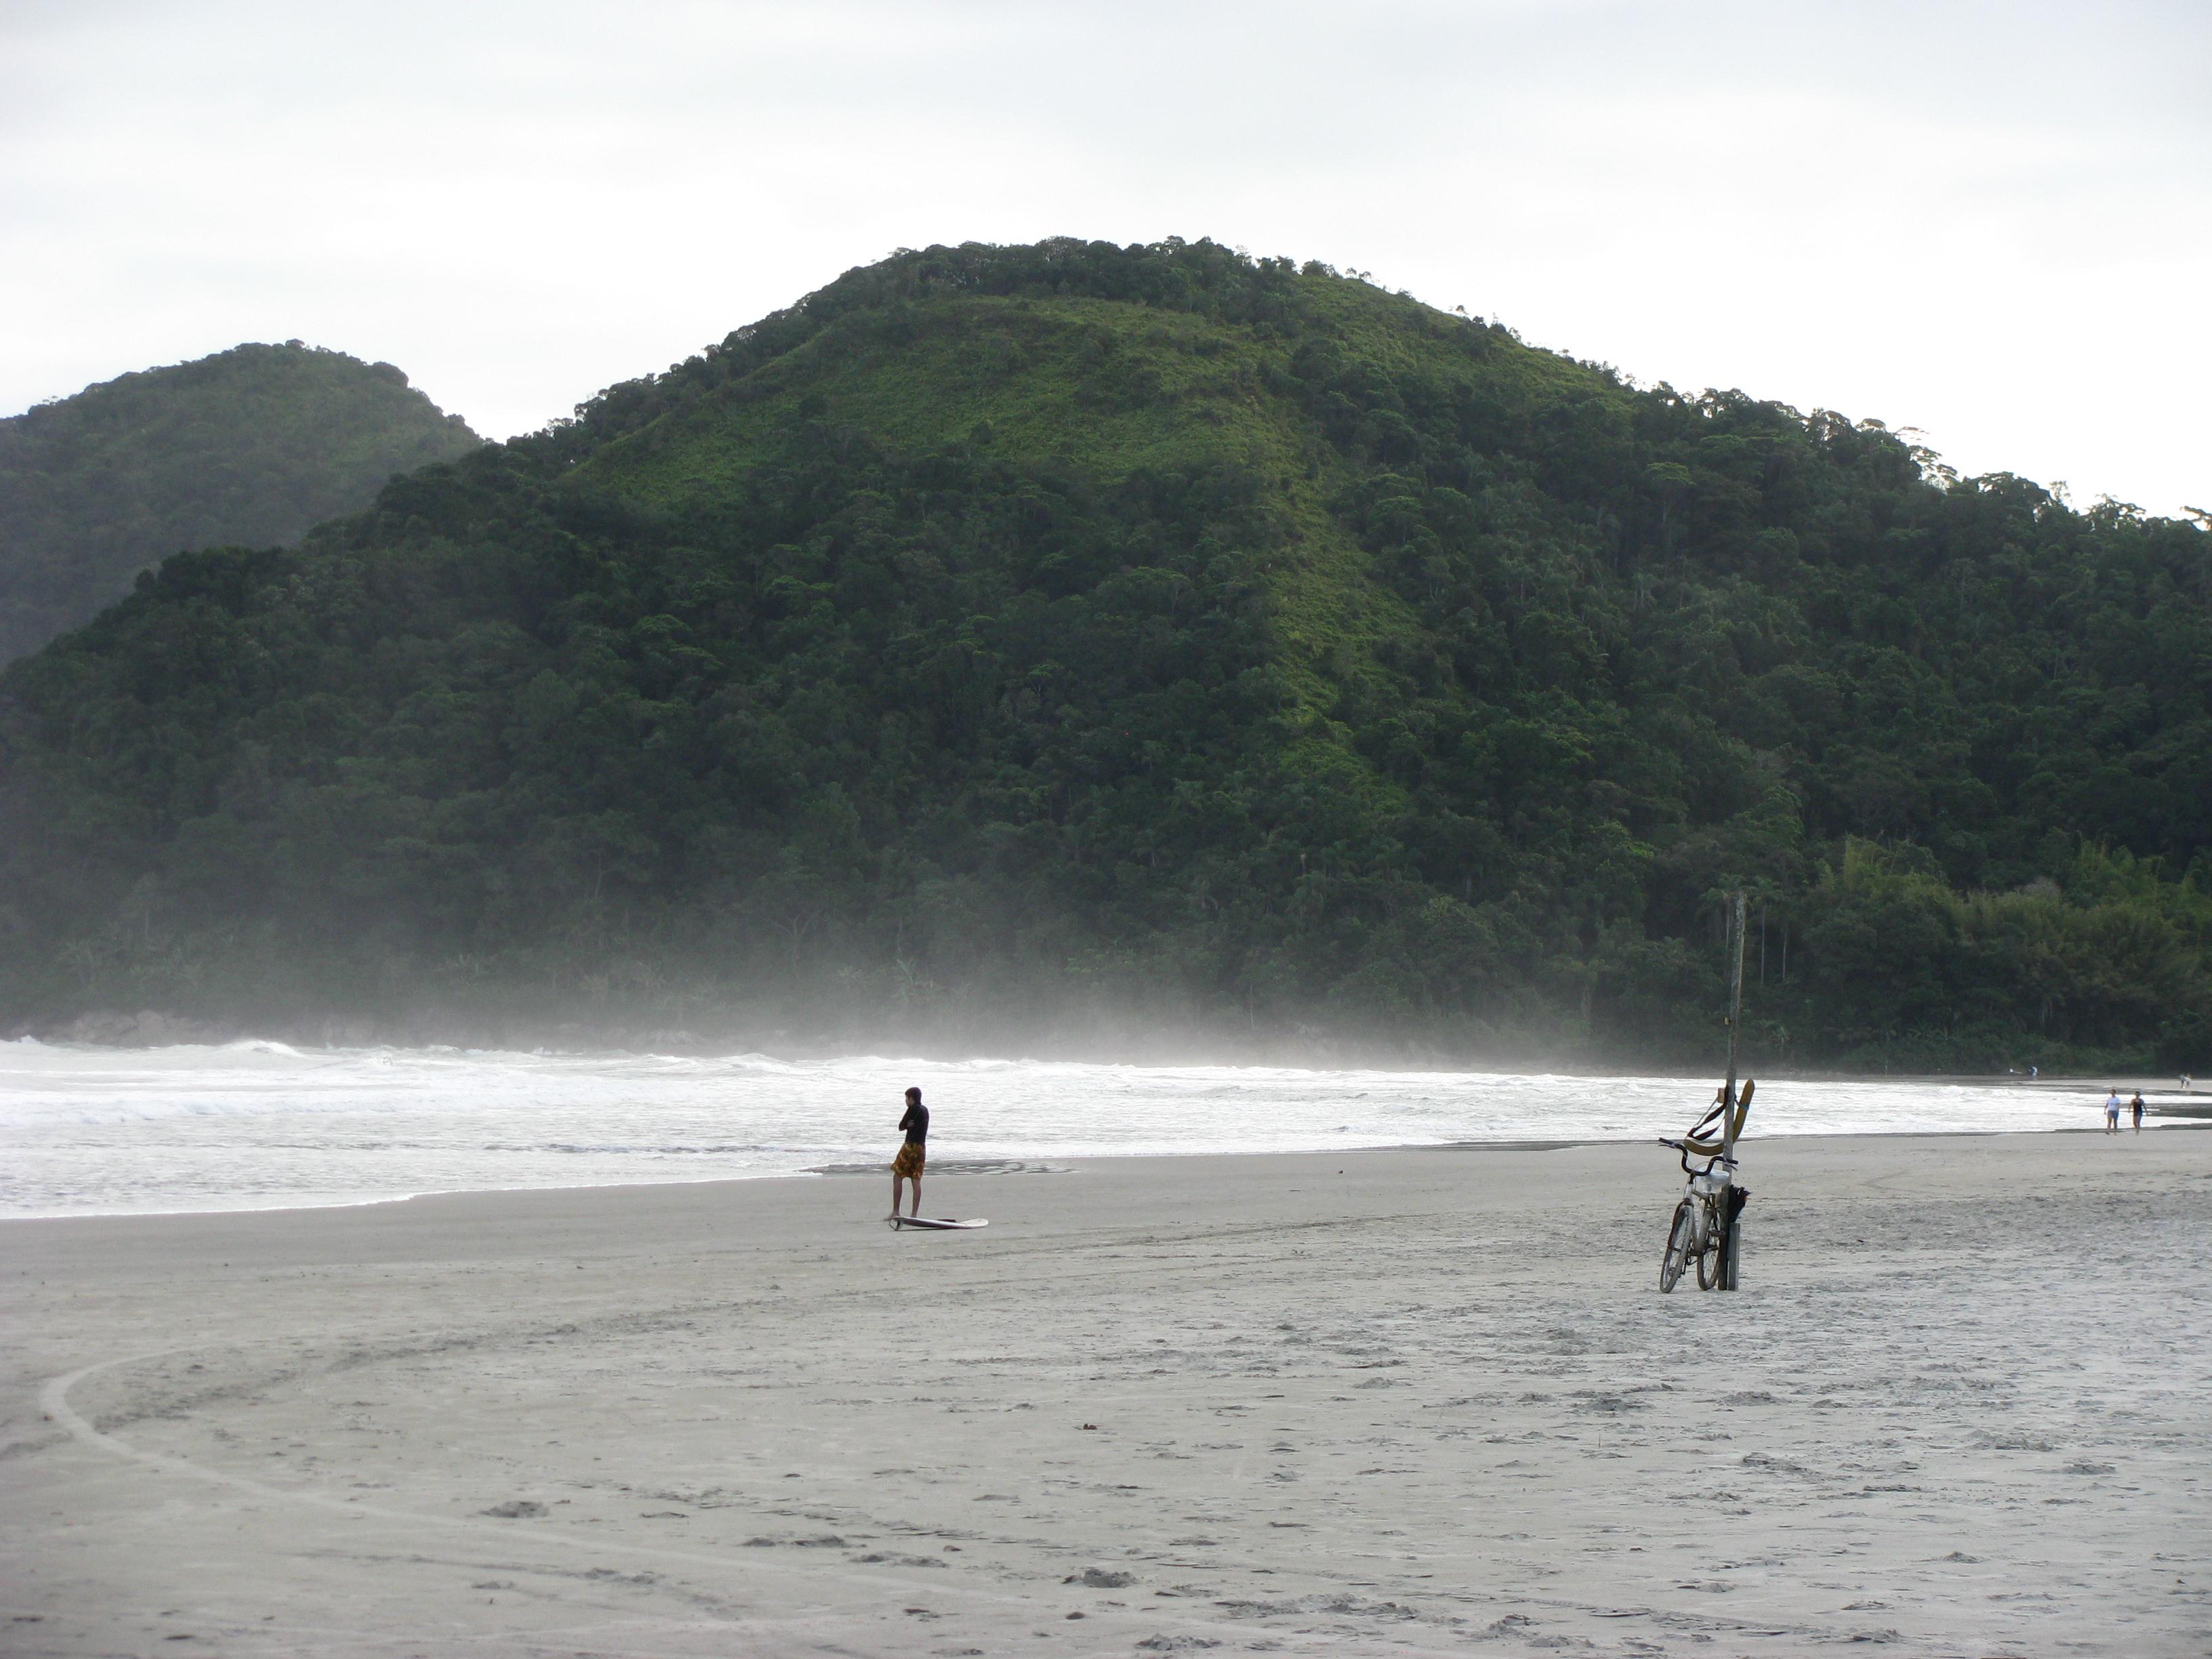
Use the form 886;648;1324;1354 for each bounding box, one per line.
1657;1136;1737;1173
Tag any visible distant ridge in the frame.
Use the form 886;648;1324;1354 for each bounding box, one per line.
0;342;480;661
1;240;2205;1069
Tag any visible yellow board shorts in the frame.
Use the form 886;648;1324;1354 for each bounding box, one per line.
892;1141;926;1180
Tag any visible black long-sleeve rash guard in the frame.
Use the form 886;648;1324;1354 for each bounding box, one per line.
899;1103;929;1145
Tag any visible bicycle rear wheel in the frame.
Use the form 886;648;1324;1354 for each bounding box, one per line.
1660;1198;1695;1293
1694;1195;1723;1289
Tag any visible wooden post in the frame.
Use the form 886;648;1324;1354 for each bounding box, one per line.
1722;890;1745;1156
1720;889;1747;1290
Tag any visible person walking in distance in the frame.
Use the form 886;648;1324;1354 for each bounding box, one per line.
2131;1091;2146;1133
2104;1088;2123;1134
892;1086;929;1218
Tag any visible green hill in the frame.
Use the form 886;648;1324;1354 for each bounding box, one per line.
0;342;480;662
2;240;2207;1067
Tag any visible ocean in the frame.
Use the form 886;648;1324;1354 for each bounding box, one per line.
0;1038;2097;1219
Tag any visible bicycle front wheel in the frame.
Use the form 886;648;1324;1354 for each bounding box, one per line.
1660;1198;1696;1293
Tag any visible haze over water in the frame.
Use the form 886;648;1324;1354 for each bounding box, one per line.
0;1038;2101;1219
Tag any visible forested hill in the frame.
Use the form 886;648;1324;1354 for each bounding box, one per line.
2;240;2207;1068
0;342;480;662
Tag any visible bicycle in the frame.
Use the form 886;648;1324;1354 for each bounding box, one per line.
1656;1078;1753;1294
1657;1136;1736;1292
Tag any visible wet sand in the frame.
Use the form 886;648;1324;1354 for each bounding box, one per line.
3;1131;2207;1656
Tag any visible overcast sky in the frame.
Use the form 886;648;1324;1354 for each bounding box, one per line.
5;0;2206;516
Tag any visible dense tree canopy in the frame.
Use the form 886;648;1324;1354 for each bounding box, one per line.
0;341;479;662
2;241;2205;1067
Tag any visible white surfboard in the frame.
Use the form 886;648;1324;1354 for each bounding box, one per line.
888;1215;988;1230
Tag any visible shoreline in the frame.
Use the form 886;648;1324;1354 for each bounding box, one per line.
6;1115;2207;1228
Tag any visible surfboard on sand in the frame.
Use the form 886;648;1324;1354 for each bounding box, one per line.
888;1215;988;1230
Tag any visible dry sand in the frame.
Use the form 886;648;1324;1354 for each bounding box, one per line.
3;1132;2208;1657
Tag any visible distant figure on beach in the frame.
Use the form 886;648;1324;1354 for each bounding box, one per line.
2029;1065;2039;1080
2104;1090;2123;1133
2185;1074;2195;1094
2131;1092;2145;1132
892;1086;929;1217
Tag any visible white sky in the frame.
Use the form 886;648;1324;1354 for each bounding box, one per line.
5;0;2207;516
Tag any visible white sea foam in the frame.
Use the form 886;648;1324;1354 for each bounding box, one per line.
0;1040;2106;1218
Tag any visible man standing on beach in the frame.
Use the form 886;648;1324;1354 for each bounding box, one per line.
2104;1090;2123;1133
892;1086;928;1218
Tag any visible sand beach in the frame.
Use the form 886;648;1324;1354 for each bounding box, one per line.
3;1130;2208;1656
